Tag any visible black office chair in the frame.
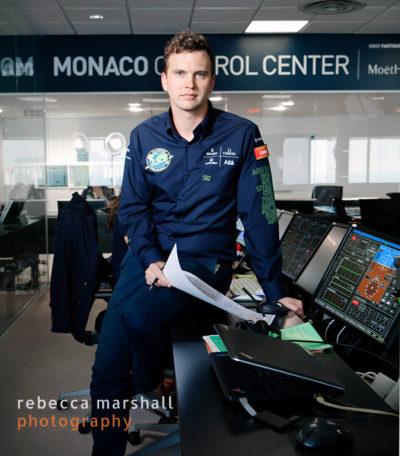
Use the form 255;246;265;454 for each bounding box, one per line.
52;194;179;453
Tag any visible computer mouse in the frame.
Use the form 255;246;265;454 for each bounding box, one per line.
296;418;353;450
260;300;288;316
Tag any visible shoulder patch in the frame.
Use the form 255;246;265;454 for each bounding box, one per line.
253;144;269;160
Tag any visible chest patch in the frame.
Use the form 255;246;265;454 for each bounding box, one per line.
145;148;174;172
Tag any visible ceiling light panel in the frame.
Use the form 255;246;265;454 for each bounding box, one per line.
246;20;308;33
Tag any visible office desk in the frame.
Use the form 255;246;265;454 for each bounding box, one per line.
171;317;398;456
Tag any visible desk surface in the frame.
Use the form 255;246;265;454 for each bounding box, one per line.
172;317;398;456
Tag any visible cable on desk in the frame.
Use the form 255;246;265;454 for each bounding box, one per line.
336;325;347;344
324;318;336;341
315;394;399;417
356;371;377;382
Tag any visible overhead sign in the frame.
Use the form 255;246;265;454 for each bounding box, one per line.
0;34;399;92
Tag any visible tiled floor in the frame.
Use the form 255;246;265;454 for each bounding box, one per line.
0;289;180;456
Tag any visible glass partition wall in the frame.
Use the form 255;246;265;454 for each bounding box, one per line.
1;90;399;333
0;94;46;331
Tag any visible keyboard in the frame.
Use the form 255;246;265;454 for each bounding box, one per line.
210;353;314;401
255;367;311;395
230;277;264;297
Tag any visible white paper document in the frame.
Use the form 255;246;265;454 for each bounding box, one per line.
163;245;274;325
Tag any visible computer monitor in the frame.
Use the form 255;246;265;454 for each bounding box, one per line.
313;225;400;347
0;200;25;225
275;199;314;214
293;223;349;296
278;210;294;240
280;214;330;281
23;200;46;219
312;185;343;206
359;198;397;236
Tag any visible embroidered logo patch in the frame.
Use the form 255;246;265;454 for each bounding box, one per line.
253;144;269;160
145;148;173;172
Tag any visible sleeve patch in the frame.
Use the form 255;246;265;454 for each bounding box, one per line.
253;144;269;160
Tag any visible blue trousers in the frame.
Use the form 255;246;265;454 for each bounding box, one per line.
90;249;231;456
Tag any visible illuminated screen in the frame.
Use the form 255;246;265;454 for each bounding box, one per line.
281;214;330;280
294;224;348;296
314;227;400;345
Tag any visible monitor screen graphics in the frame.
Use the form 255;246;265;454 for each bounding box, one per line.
314;226;400;346
280;214;330;281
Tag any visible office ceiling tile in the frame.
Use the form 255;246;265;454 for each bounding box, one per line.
191;21;248;33
197;0;260;7
193;8;256;22
128;0;193;6
356;22;400;33
260;0;315;6
60;0;126;6
130;8;191;24
364;0;400;4
0;7;38;34
64;8;127;22
372;8;400;22
11;21;38;34
73;22;131;34
18;0;57;6
0;20;19;34
1;6;32;24
255;7;311;21
312;7;386;22
22;8;65;22
302;22;363;33
132;22;188;34
36;21;75;34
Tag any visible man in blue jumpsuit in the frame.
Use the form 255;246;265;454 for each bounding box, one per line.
90;30;303;456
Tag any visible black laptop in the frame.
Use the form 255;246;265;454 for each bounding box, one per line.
211;324;345;402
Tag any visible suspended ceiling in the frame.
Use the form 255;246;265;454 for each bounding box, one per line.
0;0;399;36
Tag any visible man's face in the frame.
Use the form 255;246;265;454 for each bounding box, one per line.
161;50;215;115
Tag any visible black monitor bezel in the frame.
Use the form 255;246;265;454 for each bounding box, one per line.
278;209;295;241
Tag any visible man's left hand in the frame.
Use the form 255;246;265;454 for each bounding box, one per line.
278;297;304;319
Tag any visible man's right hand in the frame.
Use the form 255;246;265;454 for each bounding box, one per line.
145;261;171;288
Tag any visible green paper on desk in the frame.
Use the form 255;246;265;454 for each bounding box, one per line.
209;335;227;352
204;322;331;354
278;322;332;351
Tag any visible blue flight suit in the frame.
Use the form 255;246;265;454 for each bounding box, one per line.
119;102;283;300
90;103;283;455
